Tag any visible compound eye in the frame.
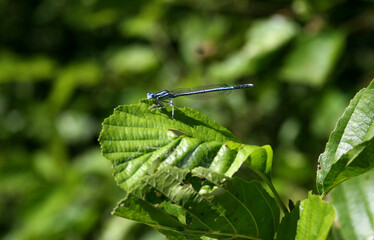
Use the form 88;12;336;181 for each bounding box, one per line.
147;93;155;99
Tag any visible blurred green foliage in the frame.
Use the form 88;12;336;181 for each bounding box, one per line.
0;0;373;239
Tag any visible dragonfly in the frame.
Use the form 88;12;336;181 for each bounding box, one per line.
147;83;254;120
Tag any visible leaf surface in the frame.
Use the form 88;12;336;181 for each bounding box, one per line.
114;167;280;240
276;201;300;240
277;193;335;240
329;171;374;240
99;100;271;191
317;79;374;194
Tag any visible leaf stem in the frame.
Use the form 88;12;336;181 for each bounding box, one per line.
265;178;289;214
320;192;327;199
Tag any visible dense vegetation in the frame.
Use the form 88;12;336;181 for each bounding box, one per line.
1;0;374;239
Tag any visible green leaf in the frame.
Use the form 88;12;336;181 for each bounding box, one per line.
48;61;102;113
280;30;345;87
297;193;335;240
0;51;56;83
276;201;300;240
245;144;273;180
208;15;298;81
277;193;335;240
99;100;272;192
317;79;374;194
329;171;374;240
106;45;159;75
179;15;229;67
114;167;280;240
320;138;374;195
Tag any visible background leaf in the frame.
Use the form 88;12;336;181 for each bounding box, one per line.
114;167;280;240
208;15;299;81
280;30;345;87
329;171;374;240
317;79;374;194
99;100;272;191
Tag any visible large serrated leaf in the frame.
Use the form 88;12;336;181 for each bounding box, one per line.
99;100;272;192
276;193;335;240
114;167;280;240
317;79;374;194
329;171;374;240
